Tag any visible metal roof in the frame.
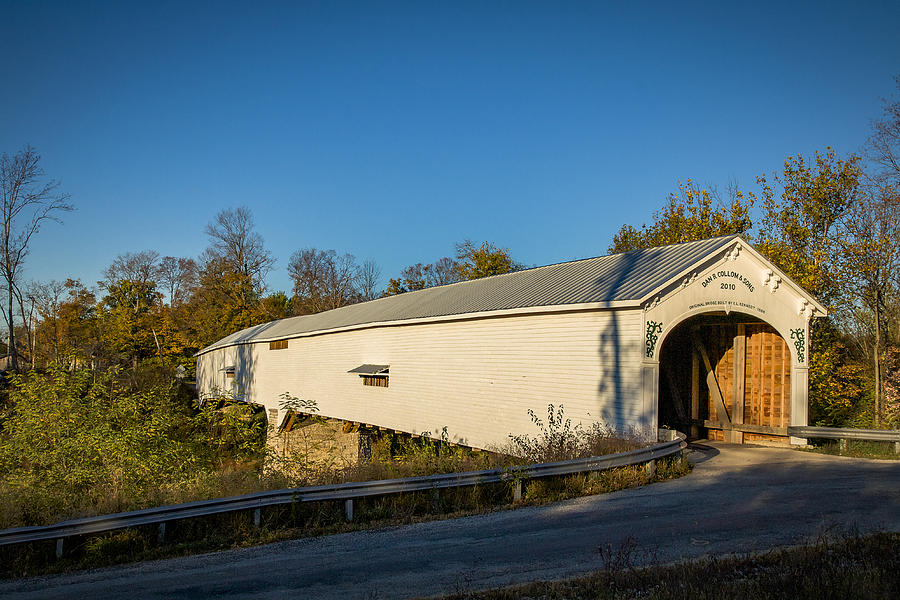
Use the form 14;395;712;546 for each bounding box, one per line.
198;235;741;354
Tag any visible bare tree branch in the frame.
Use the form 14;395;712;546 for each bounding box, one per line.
867;75;900;188
203;206;274;286
288;248;360;313
103;250;160;288
358;259;381;301
0;146;73;370
156;256;198;306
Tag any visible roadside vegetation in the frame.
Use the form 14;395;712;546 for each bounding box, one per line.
802;439;900;460
0;452;689;579
0;367;268;529
436;530;900;600
0;377;689;578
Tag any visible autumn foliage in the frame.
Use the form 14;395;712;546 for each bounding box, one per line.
609;129;900;427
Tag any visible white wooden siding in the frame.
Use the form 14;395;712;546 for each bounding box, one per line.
197;308;645;450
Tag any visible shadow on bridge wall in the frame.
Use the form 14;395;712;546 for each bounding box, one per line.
235;342;256;406
595;250;640;435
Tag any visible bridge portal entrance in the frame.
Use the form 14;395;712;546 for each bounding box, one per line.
658;312;792;444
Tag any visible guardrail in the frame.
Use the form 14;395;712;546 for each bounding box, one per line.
787;426;900;453
0;430;686;558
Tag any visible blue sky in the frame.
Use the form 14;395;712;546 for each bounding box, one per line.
2;0;899;295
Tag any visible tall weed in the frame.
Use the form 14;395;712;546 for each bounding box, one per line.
506;404;644;462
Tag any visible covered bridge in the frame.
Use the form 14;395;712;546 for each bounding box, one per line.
196;235;825;448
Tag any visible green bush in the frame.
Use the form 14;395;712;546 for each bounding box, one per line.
0;368;265;528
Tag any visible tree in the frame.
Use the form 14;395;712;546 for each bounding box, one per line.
357;259;381;301
455;240;523;280
0;146;73;370
429;256;463;285
609;180;754;253
756;149;862;303
10;281;40;369
386;263;430;295
202;206;274;313
256;291;293;322
29;280;67;366
883;347;900;427
191;207;274;344
103;250;160;288
382;242;517;297
288;248;360;314
98;278;162;367
756;148;864;425
382;276;409;297
860;75;900;425
867;75;900;188
837;190;900;425
190;256;258;346
156;256;198;306
99;251;171;368
31;279;98;369
382;256;463;296
807;332;867;427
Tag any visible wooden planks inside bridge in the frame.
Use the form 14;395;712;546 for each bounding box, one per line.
660;317;792;444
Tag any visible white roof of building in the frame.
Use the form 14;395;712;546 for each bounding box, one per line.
198;235;763;355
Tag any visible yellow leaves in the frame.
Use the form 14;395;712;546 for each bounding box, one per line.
609;179;755;253
757;149;863;305
456;240;518;280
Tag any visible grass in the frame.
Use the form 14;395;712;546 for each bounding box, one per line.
433;529;900;600
802;438;900;460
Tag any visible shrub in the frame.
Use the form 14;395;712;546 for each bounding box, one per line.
0;368;265;528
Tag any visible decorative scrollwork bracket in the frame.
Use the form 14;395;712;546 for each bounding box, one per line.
790;328;806;363
645;321;663;358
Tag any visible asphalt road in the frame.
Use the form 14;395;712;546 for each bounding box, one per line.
3;442;899;599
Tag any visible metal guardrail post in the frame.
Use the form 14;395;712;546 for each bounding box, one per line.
157;522;166;544
254;508;261;528
344;499;353;522
513;480;522;502
55;538;63;559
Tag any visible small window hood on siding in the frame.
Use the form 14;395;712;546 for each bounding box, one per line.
347;364;389;375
